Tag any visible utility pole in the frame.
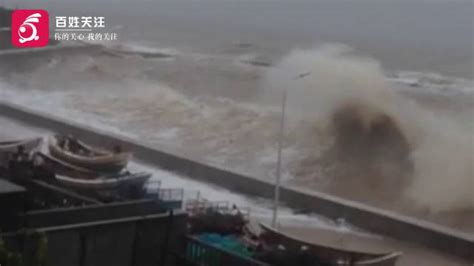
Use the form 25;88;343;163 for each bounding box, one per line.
271;72;310;229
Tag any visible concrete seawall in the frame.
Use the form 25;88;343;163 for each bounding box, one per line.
0;101;472;260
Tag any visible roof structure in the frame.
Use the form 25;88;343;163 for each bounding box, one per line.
0;179;26;194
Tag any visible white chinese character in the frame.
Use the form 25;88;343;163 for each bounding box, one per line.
61;32;70;41
68;16;80;28
94;33;103;41
81;17;93;28
54;33;61;41
94;17;105;28
56;16;67;28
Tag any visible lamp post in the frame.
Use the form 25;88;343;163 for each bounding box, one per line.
272;72;310;229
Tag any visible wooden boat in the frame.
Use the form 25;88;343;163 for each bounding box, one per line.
55;172;151;190
0;138;42;165
0;138;42;153
36;152;151;190
48;135;131;172
259;223;402;266
36;152;99;179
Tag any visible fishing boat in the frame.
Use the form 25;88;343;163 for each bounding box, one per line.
0;138;42;153
55;172;151;190
37;152;151;190
0;138;42;165
48;135;131;172
36;152;98;179
259;223;402;266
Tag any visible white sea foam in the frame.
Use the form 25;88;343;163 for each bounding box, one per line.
1;43;472;213
105;41;180;57
261;44;474;212
128;161;354;231
388;71;474;96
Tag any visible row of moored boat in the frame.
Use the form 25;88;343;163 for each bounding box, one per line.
0;135;151;191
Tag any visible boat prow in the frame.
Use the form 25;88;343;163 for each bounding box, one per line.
259;223;402;265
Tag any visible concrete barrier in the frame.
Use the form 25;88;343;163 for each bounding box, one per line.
0;101;472;260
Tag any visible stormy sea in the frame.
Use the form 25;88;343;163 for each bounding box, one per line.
1;0;473;234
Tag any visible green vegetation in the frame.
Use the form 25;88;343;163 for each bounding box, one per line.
33;232;48;266
0;231;48;266
0;237;23;266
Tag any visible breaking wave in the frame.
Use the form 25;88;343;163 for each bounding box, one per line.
261;44;473;212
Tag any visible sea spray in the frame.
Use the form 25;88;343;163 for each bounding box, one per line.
2;44;472;212
261;44;474;212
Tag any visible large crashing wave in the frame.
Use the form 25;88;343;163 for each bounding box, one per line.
261;44;473;212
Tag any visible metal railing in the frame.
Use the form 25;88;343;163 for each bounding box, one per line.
185;199;250;220
184;236;268;266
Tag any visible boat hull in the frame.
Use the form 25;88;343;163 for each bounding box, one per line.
49;135;130;172
55;172;151;190
259;223;401;266
36;152;98;180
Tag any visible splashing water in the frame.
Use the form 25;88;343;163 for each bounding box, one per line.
261;44;473;212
